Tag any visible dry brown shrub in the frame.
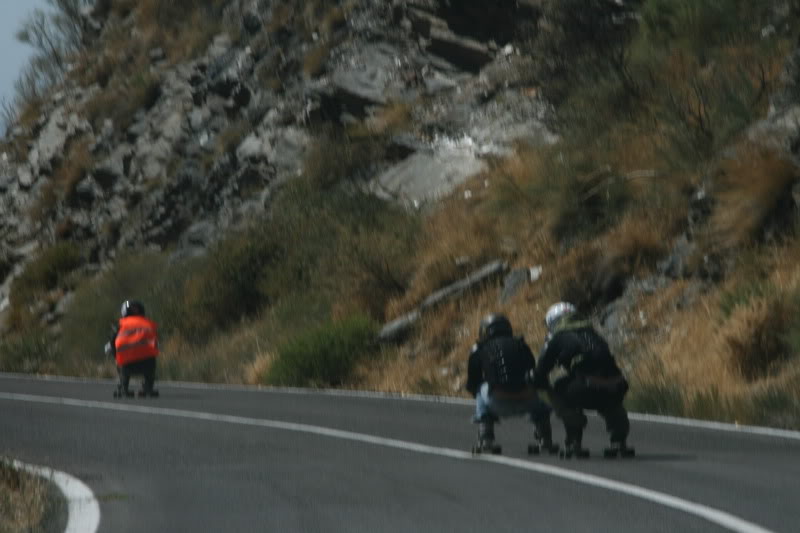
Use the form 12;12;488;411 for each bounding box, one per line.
0;460;47;532
723;297;792;382
243;352;277;385
708;143;798;250
656;292;730;391
550;242;605;311
385;193;501;318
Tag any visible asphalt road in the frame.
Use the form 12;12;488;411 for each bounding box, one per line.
1;374;799;533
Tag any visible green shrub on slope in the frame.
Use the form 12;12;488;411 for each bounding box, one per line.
267;315;378;387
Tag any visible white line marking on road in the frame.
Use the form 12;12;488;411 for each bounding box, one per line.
15;460;100;533
3;372;800;441
0;391;775;533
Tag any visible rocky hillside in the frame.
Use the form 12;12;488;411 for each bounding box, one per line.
0;0;549;302
2;0;800;427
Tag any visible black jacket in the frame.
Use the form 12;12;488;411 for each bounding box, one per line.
466;335;536;396
532;318;622;389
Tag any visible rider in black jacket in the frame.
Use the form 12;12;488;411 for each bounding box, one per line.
466;314;555;454
533;302;633;457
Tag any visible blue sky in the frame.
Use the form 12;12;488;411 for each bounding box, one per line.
0;0;49;109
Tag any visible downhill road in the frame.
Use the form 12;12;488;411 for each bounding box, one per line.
1;373;799;533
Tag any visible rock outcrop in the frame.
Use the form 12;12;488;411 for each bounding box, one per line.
0;0;556;330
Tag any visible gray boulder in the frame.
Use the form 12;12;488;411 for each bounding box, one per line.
94;144;133;188
427;27;493;72
18;165;35;189
373;139;487;206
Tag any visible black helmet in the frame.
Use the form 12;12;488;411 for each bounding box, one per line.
478;313;513;342
120;300;145;318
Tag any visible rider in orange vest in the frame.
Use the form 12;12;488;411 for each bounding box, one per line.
110;300;159;398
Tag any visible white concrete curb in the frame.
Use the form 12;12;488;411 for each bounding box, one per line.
14;461;100;533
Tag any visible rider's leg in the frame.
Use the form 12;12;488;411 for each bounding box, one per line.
599;402;630;445
142;358;157;393
528;396;556;449
550;377;588;452
473;383;499;447
117;365;130;392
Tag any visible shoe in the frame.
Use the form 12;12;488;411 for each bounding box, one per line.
559;441;590;459
604;441;635;458
473;438;502;455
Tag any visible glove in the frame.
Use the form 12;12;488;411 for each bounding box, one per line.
524;369;536;386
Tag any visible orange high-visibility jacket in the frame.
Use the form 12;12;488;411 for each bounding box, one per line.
114;316;159;366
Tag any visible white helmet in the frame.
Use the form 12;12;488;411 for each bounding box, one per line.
545;302;576;333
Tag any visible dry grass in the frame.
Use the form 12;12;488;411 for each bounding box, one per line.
160;322;273;384
243;352;276;385
385;185;503;318
0;459;47;532
707;143;799;250
639;238;800;400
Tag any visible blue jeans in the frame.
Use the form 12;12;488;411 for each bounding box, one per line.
474;382;551;424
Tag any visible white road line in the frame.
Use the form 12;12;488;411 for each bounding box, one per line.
0;391;775;533
14;460;100;533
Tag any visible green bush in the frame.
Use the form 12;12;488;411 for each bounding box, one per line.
267;314;378;387
260;179;418;319
181;228;282;342
11;243;82;298
0;329;57;374
9;242;83;330
639;0;783;54
551;167;630;246
528;0;640;104
719;280;774;319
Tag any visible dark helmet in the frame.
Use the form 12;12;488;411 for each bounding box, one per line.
478;313;513;342
120;300;145;318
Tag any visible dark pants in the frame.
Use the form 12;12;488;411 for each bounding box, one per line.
118;358;157;392
550;374;630;443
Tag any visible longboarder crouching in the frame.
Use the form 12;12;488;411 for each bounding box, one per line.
108;300;160;398
466;314;556;455
532;302;634;459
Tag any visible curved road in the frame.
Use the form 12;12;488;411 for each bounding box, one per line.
1;374;799;533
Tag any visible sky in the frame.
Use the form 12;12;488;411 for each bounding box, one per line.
0;0;50;116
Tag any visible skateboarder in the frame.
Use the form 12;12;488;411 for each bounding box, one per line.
108;300;160;398
466;313;556;455
532;302;634;458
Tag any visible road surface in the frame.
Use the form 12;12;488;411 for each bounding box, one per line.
1;374;798;533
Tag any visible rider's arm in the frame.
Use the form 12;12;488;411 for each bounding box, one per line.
532;337;559;389
465;344;483;397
